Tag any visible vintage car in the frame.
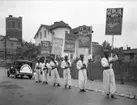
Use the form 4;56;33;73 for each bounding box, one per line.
7;60;34;79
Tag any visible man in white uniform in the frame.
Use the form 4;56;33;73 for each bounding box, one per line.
76;54;87;92
41;58;48;84
101;49;118;99
61;56;71;89
35;59;42;83
48;55;61;87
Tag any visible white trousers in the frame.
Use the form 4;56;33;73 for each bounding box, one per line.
63;69;71;86
51;68;60;84
41;69;49;82
103;69;116;95
78;69;87;89
35;69;42;82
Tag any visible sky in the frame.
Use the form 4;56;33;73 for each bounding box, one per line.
0;0;137;49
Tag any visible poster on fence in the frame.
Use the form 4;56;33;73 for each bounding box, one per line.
105;8;123;35
41;41;51;54
52;37;63;55
64;33;76;53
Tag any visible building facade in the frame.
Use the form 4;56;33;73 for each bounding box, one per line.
6;15;22;42
34;21;71;58
34;22;101;61
123;47;137;62
0;35;21;59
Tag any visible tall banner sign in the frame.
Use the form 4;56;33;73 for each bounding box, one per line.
79;34;91;48
41;41;51;54
64;34;76;53
78;26;92;48
52;37;63;55
105;8;123;35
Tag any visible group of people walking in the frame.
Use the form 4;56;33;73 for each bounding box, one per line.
34;49;118;99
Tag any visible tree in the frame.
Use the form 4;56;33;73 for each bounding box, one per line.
15;41;40;61
102;40;111;51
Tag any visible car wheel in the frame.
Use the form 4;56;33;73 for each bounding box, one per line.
7;71;10;77
28;76;32;79
20;75;24;78
15;74;18;78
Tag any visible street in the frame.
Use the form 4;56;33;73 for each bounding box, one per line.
0;67;137;105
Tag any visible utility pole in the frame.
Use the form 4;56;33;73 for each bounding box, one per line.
4;35;7;65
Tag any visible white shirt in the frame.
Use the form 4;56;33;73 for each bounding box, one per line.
76;60;87;70
101;55;118;68
61;60;71;69
40;63;45;70
48;60;59;69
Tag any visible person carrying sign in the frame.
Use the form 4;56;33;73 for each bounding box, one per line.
48;55;61;87
76;54;87;92
61;55;72;89
101;49;118;99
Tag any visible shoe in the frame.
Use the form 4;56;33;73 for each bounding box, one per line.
68;86;71;89
45;82;48;84
57;83;61;87
111;95;117;99
43;81;46;84
83;89;86;92
53;83;56;86
36;81;39;83
80;89;84;92
106;94;110;98
64;85;67;88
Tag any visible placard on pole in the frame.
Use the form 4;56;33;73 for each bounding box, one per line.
105;8;123;49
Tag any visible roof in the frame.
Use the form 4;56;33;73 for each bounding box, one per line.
124;49;137;54
50;21;71;30
34;24;50;39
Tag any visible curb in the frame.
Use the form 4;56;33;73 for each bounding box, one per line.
32;77;137;100
71;84;137;100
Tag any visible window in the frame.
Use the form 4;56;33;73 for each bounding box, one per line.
12;22;15;28
18;23;21;29
15;23;18;28
40;32;42;39
44;30;46;38
7;22;10;28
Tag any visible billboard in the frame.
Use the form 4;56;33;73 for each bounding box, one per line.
64;34;76;53
52;37;63;55
41;41;51;54
79;34;91;48
105;8;123;35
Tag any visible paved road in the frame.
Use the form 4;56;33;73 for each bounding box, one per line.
0;67;137;105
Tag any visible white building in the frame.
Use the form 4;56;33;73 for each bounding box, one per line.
34;21;72;58
34;24;52;46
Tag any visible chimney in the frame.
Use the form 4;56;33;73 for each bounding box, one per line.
19;16;22;19
9;15;12;17
127;47;131;50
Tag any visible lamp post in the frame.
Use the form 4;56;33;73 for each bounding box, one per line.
89;27;94;63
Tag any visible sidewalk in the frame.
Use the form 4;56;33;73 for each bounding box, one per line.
57;78;137;100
